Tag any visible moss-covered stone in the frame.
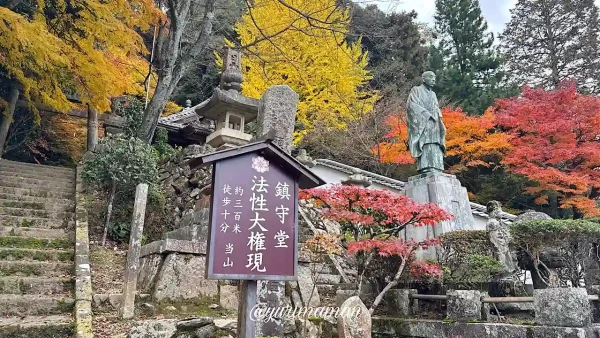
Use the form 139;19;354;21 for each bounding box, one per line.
153;296;235;318
0;248;73;262
0;325;73;338
0;237;72;250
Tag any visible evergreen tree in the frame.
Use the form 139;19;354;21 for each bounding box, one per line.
432;0;515;114
346;5;429;97
500;0;600;93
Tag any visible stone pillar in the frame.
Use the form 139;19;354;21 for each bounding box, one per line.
446;290;482;321
387;289;418;316
121;183;149;319
86;105;98;152
255;84;299;337
403;172;476;260
534;288;591;327
256;85;299;154
0;86;19;157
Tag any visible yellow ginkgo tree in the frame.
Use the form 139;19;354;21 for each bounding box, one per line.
0;1;159;155
235;0;377;142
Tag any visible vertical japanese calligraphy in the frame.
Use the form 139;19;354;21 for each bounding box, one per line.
207;152;298;280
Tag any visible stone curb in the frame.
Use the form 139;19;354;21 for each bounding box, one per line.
74;166;93;338
140;238;207;258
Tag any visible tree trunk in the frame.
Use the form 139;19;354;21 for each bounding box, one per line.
86;105;98;151
0;87;19;158
102;182;117;247
138;74;173;143
369;257;407;315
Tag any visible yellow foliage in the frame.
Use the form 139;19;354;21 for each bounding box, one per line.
162;101;183;117
235;0;376;142
0;2;159;115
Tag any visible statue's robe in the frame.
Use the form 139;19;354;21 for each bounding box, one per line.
406;84;447;172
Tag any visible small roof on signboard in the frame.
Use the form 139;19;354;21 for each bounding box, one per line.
189;139;326;189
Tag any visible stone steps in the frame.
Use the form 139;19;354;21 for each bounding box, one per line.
0;169;75;183
0;226;71;239
0;179;75;192
0;315;73;337
0;236;72;249
0;192;75;206
0;260;72;278
0;185;74;199
0;198;74;212
0;160;75;175
0;175;75;189
0;247;73;262
0;214;74;228
0;161;76;333
314;273;342;285
0;276;73;295
0;206;75;220
0;294;74;316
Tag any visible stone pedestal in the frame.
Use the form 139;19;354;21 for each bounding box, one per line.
534;288;591;327
403;172;475;260
387;289;418;316
447;290;482;322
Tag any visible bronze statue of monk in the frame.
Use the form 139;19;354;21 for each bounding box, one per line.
407;71;447;173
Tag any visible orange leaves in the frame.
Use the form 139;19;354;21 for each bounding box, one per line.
2;2;159;113
376;107;511;173
496;84;600;216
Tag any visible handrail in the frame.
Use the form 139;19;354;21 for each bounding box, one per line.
409;294;599;303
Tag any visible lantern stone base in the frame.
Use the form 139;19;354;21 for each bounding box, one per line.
206;128;252;148
402;172;475;260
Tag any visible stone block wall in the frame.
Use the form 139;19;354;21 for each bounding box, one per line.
153;144;214;236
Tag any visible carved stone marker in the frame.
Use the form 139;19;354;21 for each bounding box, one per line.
121;183;148;319
256;85;299;154
338;296;371;338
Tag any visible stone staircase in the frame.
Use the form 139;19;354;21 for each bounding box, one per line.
0;159;76;337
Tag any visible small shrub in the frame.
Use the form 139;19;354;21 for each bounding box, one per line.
107;222;131;243
438;230;503;287
82;135;159;245
510;219;600;287
152;127;175;160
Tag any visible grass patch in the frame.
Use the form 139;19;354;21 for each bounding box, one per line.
0;248;72;262
0;237;71;249
0;263;43;276
0;325;73;338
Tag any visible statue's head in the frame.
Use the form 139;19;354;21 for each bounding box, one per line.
486;200;503;218
422;71;436;87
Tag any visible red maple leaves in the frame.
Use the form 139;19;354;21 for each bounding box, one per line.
301;185;450;278
302;184;451;228
496;84;600;216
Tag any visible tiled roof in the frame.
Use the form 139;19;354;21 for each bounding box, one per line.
158;106;213;133
314;158;517;224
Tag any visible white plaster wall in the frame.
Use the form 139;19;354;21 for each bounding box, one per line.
309;165;402;193
309;164;490;232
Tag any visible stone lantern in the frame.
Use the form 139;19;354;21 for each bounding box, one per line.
195;48;259;150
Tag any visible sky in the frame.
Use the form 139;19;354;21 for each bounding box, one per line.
374;0;600;35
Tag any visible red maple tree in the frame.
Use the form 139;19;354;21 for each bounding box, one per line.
301;185;450;313
495;84;600;217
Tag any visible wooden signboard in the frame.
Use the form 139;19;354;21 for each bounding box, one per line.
207;152;298;280
190;140;325;281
